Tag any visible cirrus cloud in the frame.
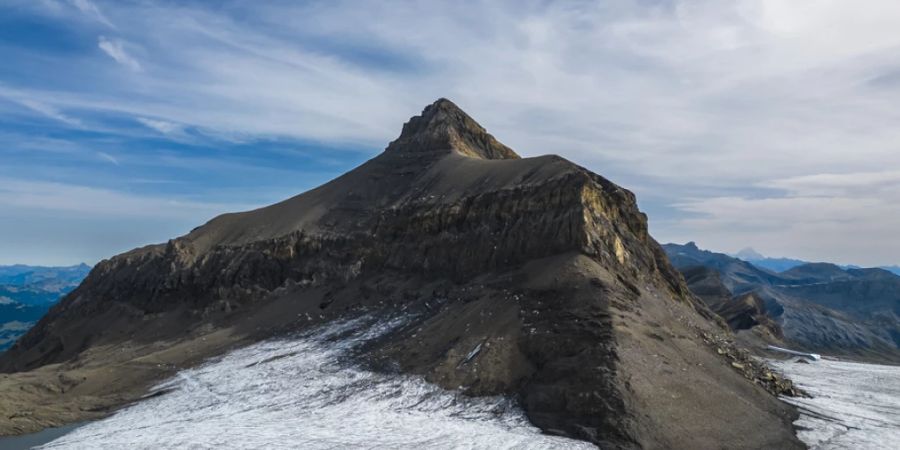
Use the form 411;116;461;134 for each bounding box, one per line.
97;36;141;71
3;0;900;266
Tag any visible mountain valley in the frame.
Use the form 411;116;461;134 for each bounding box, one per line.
664;242;900;363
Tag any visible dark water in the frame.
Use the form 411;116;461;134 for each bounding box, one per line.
0;423;84;450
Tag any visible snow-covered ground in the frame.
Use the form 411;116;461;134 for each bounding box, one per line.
37;314;900;449
772;358;900;449
41;316;593;449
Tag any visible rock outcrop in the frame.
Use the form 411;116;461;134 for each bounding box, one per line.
1;100;802;448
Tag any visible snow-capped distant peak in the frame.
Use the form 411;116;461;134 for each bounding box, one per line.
735;247;765;260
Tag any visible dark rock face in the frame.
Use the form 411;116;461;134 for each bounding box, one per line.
1;100;803;448
679;266;783;338
664;242;900;362
388;98;521;160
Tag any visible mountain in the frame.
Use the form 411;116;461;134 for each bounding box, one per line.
0;264;91;351
0;100;802;448
666;242;783;291
734;247;765;261
732;247;900;276
664;243;900;362
732;248;807;273
842;263;900;276
0;264;91;294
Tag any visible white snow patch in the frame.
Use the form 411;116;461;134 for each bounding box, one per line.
41;316;594;449
772;358;900;449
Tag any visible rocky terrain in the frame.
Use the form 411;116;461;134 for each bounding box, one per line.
0;100;802;448
664;242;900;363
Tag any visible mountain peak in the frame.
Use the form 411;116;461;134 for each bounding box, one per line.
735;247;765;260
386;98;520;160
430;97;462;113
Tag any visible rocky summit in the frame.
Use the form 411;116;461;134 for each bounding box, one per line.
0;100;802;448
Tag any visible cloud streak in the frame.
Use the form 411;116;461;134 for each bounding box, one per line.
0;86;82;126
70;0;115;28
96;151;119;165
0;177;258;266
0;177;243;219
97;36;141;71
3;0;900;265
136;117;180;135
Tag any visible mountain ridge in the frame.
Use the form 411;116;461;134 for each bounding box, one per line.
0;100;802;448
665;242;900;363
729;247;900;276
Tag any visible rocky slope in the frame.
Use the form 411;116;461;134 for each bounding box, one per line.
664;242;900;362
0;100;802;448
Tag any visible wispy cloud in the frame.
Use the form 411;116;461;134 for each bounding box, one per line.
0;177;244;219
96;151;119;165
69;0;115;28
767;171;900;197
97;36;141;71
16;98;82;126
3;1;900;265
0;177;257;266
0;86;82;126
136;117;181;135
665;193;900;265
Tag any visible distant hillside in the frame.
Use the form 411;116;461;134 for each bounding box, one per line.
733;248;807;273
733;247;900;276
665;243;900;363
0;263;91;293
843;263;900;276
0;264;90;351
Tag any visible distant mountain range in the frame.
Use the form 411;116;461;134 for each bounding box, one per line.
732;247;900;276
665;242;900;362
0;264;91;351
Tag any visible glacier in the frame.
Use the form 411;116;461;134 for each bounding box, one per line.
772;358;900;449
33;313;900;449
40;316;594;449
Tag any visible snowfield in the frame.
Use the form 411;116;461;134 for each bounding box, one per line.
36;314;900;449
41;316;593;449
772;358;900;449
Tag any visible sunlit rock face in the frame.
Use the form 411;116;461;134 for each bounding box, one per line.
40;317;594;450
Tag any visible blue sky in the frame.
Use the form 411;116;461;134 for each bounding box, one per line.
2;0;900;267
